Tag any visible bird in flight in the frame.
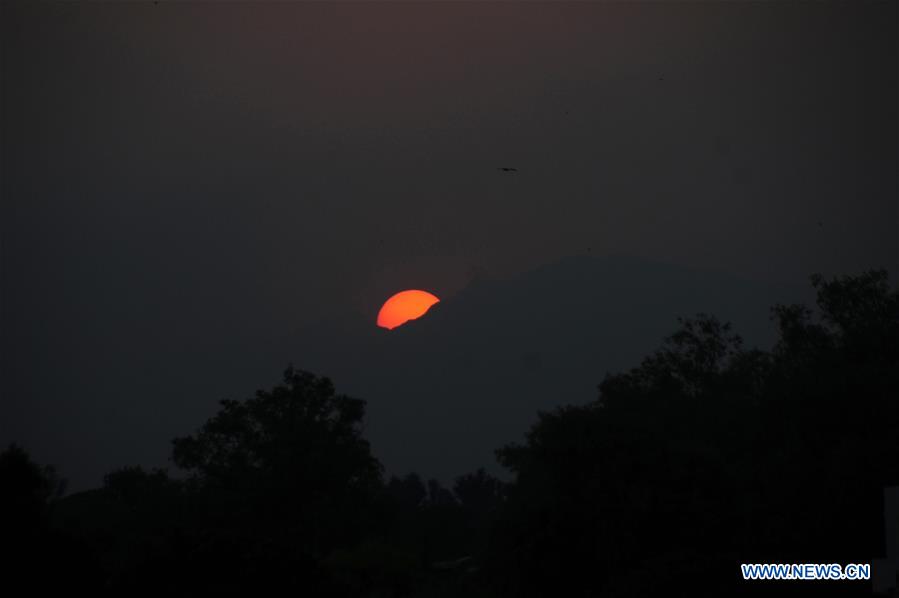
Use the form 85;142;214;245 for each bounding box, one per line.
497;167;518;172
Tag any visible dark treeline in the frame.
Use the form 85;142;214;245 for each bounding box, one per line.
2;270;897;596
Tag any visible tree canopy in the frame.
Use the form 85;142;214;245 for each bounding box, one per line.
490;270;899;597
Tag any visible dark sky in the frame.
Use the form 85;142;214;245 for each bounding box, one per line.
2;1;896;490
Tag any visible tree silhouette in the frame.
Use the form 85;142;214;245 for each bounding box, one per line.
172;365;382;498
0;443;66;536
165;366;385;592
454;468;505;515
486;270;899;597
386;472;427;508
427;478;458;507
0;444;100;592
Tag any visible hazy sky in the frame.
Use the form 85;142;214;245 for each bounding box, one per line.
2;1;896;488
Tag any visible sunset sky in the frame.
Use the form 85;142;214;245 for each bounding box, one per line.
2;1;896;489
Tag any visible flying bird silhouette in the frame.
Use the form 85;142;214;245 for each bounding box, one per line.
497;167;518;172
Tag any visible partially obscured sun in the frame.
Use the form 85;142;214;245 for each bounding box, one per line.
377;290;440;330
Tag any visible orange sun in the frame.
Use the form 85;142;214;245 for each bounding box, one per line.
377;289;440;330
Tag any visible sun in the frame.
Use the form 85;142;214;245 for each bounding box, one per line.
377;289;440;330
